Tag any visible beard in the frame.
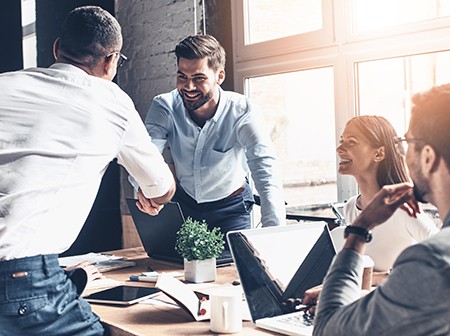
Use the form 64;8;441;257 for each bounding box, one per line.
412;170;430;204
180;89;214;112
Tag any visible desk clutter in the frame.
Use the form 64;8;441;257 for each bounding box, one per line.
83;247;298;335
154;273;251;322
58;252;136;272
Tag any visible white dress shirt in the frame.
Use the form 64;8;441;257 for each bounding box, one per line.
0;63;173;259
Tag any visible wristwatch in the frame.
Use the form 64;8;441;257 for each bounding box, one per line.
344;225;373;243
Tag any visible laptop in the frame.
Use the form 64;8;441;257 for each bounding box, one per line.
126;199;233;265
227;222;336;336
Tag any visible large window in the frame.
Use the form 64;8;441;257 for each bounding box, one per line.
247;68;336;206
245;0;323;44
232;0;450;210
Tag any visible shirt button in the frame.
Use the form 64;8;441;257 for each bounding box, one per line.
18;305;27;315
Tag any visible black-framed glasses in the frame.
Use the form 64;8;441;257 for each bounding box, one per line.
106;52;128;68
394;136;423;156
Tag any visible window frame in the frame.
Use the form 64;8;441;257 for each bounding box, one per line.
231;0;450;203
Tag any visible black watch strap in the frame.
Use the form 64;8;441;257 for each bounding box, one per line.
344;225;372;243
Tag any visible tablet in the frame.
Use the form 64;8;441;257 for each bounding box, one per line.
84;285;161;305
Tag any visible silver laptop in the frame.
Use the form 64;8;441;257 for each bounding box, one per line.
227;222;336;335
126;199;233;265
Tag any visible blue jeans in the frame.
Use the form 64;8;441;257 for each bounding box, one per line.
0;254;104;336
173;181;255;245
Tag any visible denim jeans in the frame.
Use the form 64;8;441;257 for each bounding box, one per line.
172;181;255;246
0;254;104;336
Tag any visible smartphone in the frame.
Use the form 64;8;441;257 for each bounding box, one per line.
84;285;161;305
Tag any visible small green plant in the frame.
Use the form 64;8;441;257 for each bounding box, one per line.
175;217;225;261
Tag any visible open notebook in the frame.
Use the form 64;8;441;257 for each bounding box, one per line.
227;222;336;335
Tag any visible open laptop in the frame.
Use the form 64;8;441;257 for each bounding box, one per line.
126;199;233;265
227;222;336;335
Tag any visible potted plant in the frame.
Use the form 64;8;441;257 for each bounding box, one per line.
175;217;225;283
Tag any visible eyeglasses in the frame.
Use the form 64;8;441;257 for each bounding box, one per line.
106;52;128;68
394;136;423;156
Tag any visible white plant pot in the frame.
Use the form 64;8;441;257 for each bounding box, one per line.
184;258;217;283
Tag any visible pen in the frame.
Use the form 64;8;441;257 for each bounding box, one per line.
129;275;158;282
129;272;184;282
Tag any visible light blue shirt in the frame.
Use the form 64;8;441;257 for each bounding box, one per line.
145;88;286;227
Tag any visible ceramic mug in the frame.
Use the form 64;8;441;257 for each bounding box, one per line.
361;255;374;290
210;288;242;334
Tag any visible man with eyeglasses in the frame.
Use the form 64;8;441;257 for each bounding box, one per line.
304;84;450;335
0;6;175;335
141;34;286;243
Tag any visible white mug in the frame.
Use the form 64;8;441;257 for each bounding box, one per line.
361;255;374;290
210;288;242;334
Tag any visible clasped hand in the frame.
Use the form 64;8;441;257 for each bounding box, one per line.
136;188;165;216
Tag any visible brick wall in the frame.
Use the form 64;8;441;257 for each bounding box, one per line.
115;0;204;118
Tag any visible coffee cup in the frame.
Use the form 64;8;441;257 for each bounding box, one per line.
210;288;242;334
361;255;374;290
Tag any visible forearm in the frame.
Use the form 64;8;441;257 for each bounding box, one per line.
248;156;285;226
314;250;364;335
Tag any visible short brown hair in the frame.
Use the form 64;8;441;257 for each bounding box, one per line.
410;83;450;170
175;34;226;72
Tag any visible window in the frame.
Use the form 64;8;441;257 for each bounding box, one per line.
245;0;323;44
232;0;450;209
352;0;450;33
247;68;336;206
21;0;36;68
357;50;450;135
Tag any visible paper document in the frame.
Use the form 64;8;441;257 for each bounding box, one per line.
58;252;123;267
58;252;136;272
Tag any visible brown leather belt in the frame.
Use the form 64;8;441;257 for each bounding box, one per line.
227;186;245;198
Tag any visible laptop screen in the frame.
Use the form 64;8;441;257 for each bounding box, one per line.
127;200;185;263
126;199;234;265
227;222;336;322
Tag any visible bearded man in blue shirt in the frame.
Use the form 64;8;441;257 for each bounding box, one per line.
143;34;286;239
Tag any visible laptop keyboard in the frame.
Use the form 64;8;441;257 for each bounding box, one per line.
276;311;315;327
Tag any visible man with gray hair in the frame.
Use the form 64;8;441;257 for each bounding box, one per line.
0;6;175;335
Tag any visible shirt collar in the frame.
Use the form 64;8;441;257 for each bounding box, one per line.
50;63;88;75
211;87;225;123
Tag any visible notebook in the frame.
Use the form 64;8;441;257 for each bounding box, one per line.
126;199;233;265
227;222;336;336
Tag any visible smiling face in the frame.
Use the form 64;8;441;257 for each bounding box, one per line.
336;121;383;181
176;57;224;114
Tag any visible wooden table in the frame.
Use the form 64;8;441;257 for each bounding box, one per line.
86;247;275;336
